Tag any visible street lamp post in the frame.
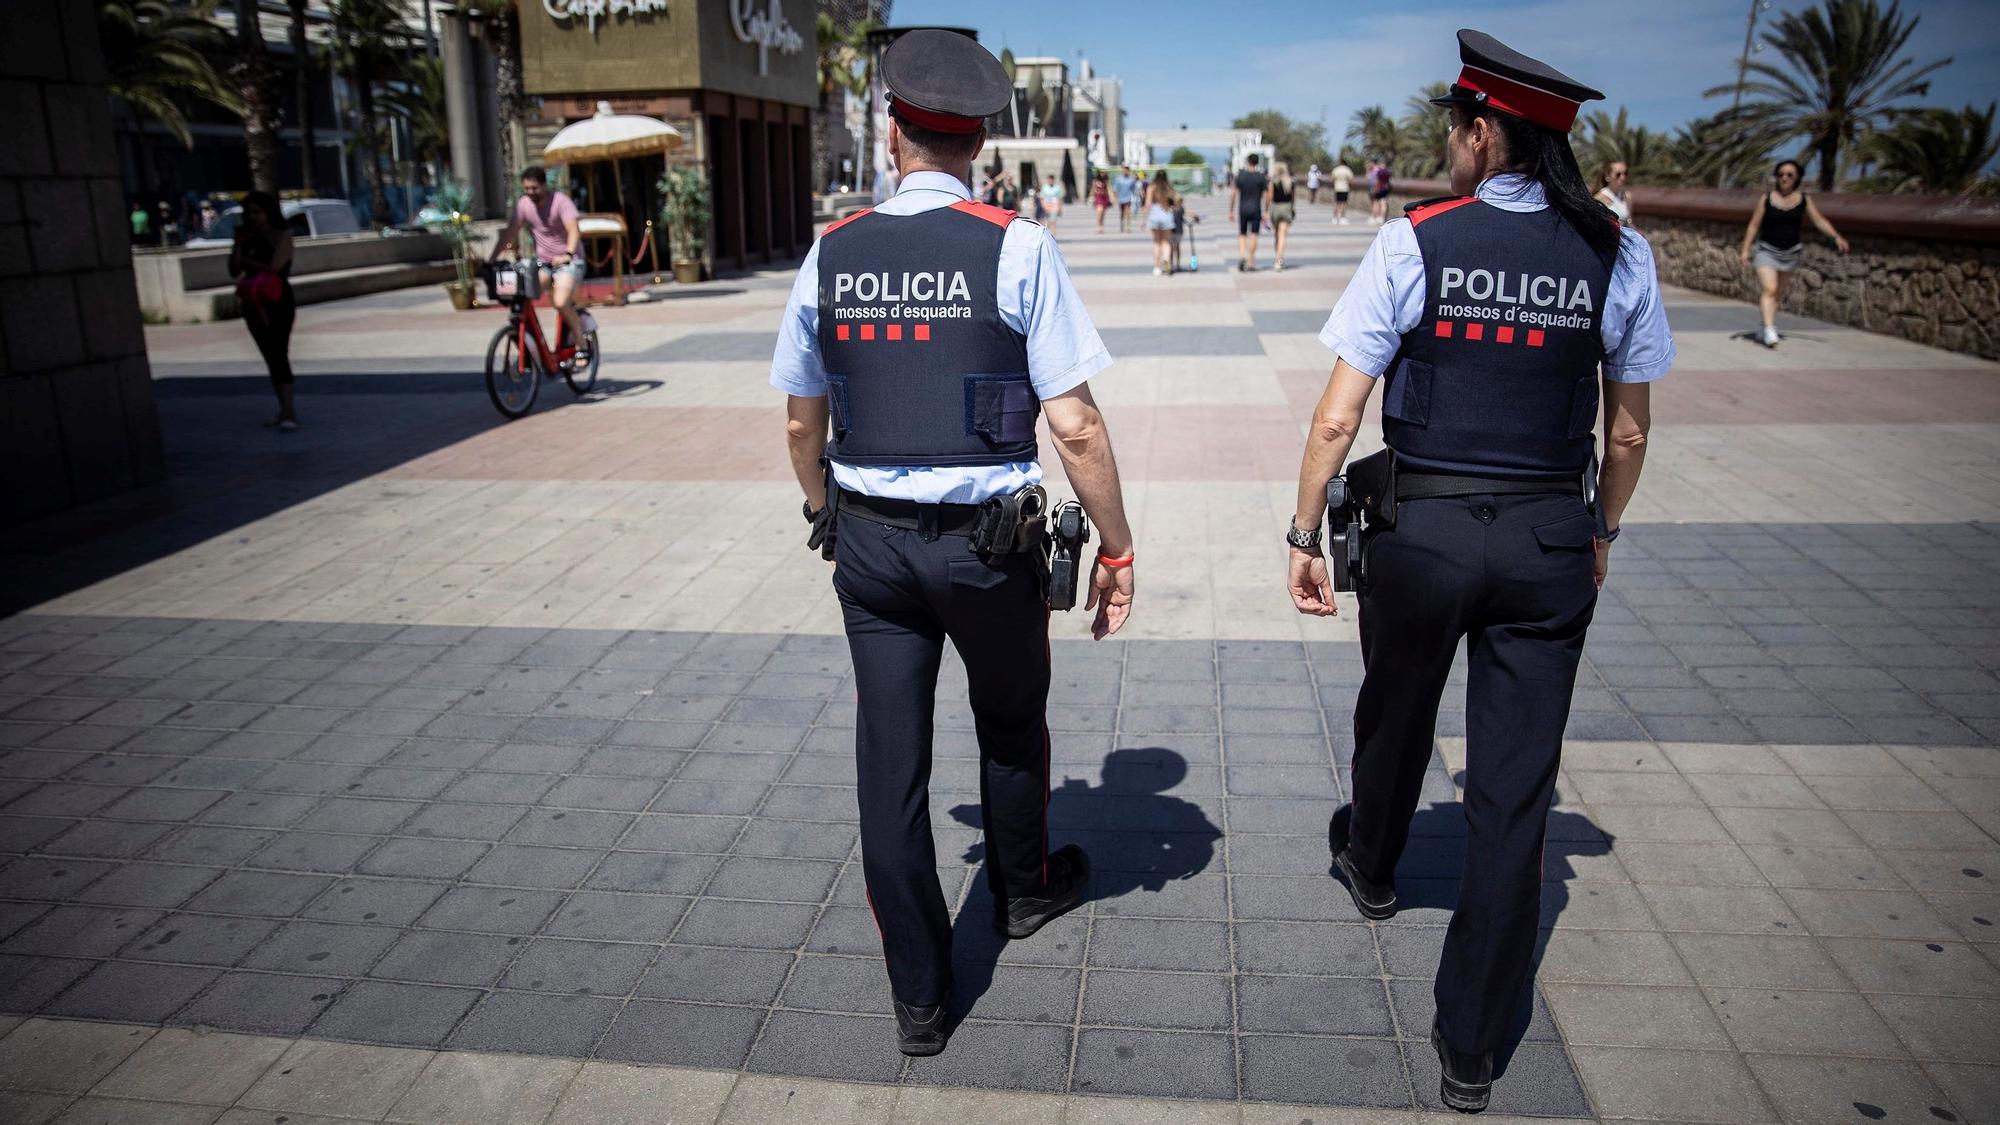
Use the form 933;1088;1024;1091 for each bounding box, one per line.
1722;0;1771;187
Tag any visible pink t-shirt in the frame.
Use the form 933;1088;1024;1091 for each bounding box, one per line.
515;191;578;261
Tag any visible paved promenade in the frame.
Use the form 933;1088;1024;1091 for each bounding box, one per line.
0;189;1997;1124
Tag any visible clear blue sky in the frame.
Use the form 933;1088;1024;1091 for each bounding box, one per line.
895;0;2000;142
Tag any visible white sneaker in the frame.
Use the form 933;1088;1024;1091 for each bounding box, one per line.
1153;266;1163;276
1761;325;1780;348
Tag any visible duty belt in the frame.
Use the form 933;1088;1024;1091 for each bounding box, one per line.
835;490;983;537
1395;473;1584;501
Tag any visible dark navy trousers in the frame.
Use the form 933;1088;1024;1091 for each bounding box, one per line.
1349;492;1598;1055
833;515;1052;1006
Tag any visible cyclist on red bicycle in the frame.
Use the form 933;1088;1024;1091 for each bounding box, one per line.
490;165;587;349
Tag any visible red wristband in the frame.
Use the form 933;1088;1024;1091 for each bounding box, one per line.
1095;552;1135;569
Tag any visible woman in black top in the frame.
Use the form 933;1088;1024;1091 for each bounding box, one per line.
1738;160;1847;348
228;191;300;428
1269;161;1297;271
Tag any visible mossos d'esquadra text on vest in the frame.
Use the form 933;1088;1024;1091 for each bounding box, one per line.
1434;266;1598;331
829;270;975;321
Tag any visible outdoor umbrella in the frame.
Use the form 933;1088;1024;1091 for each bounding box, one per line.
542;100;683;213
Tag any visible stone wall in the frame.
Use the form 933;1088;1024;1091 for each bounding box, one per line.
1640;214;1999;360
0;0;165;526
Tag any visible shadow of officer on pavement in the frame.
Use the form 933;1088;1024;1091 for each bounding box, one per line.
946;747;1222;1013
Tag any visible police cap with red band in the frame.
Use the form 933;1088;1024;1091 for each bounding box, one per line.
1429;29;1604;133
881;28;1011;136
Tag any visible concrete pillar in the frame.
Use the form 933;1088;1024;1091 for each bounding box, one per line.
439;7;480;206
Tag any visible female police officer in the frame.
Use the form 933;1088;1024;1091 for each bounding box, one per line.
1284;30;1673;1113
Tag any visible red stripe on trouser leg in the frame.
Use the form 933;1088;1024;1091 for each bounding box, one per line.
1041;605;1052;884
864;887;886;941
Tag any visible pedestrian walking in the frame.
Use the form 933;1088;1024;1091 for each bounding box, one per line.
1091;171;1113;233
1144;169;1177;274
228;191;300;432
1287;29;1673;1113
1331;160;1354;224
770;28;1137;1060
1231;153;1271;271
1114;166;1139;232
1039;174;1064;237
1307;163;1323;204
1367;158;1392;223
1738;159;1848;348
1594;160;1631;224
1269;161;1297;271
129;200;151;245
998;174;1022;215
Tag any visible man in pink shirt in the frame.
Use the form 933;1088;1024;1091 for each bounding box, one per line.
490;166;587;349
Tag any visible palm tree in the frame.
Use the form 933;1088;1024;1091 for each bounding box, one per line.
331;0;412;224
287;0;316;194
1574;107;1674;182
489;1;530;192
232;0;282;192
1399;83;1451;178
384;53;449;180
814;13;867;190
1859;103;1999;193
1345;105;1390;152
1667;110;1797;187
98;0;239;148
1703;0;1950;191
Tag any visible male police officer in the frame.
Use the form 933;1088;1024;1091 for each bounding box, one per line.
1285;30;1673;1112
771;29;1137;1057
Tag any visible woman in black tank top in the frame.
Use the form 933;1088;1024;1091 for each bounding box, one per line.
1269;162;1298;271
1737;160;1849;348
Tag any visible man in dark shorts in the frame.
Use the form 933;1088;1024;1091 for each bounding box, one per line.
1230;153;1272;271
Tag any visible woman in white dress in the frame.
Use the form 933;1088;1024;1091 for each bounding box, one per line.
1594;161;1631;224
1144;170;1177;275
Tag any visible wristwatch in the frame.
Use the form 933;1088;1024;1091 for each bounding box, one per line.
1285;517;1322;551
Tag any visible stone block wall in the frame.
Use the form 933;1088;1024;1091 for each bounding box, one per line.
0;0;165;527
1640;215;1999;360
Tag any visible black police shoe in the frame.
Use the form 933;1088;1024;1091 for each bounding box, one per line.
894;999;950;1057
1328;804;1397;920
1431;1021;1494;1112
996;844;1090;939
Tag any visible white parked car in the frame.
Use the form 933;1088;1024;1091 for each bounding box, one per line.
184;198;362;248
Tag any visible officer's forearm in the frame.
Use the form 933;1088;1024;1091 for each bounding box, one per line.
785;395;831;510
1597;381;1651;532
1293;361;1375;529
1050;424;1133;556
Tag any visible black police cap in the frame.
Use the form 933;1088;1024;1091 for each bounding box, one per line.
881;29;1011;135
1429;29;1604;132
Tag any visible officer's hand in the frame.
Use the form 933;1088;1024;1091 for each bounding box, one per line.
1086;560;1134;639
1593;538;1611;589
1288;547;1337;617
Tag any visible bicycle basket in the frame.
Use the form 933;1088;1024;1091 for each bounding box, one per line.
514;260;543;300
486;263;518;302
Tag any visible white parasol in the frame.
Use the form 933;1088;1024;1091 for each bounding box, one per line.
542;101;683;211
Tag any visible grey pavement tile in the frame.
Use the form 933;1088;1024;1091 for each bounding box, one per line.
1536;929;1693;986
142;827;277;869
1868;995;2000;1064
1239;975;1394;1036
804;905;885;958
1741;844;1906;891
357;837;491;880
504;808;633;849
99;785;233;823
1716;806;1866;847
545;891;689;942
1743;1054;1961;1125
236;1038;432;1119
91;1026;291;1106
1091;873;1227;920
0;1018;153;1092
674;899;816;950
71;861;222;909
438;771;557;805
371;930;520;987
1232;920;1381;978
1389;977;1561;1044
177;971;345;1036
245;831;379;874
577;746;690;778
446;990;621;1057
1071;1027;1236;1100
706;855;841;902
38;819;174;859
1086;918;1229;972
2;905;162;957
1928;1063;2000;1124
1570;1044;1778;1122
901;1021;1072;1093
637;944;794;1006
780;953;890;1013
1668;932;1850;990
184;870;334;916
585;850;721;895
1637;883;1806;934
676;750;790;783
1231;876;1350;923
1778;887;1956;941
415;886;565;933
1075;969;1226;1032
124;912;280;965
302;878;448;926
43;959;220;1021
1709;987;1904;1056
745;1009;904;1083
399;801;527;841
311;979;480;1046
1411;1039;1590;1116
464;844;603;889
542;775;664;812
193;792;319;829
1823;936;2000;996
951;964;1078;1026
243;920;401;975
2;783;129;818
502;937;654;996
0;856;117;901
596;998;761;1069
734;818;856;861
1241;1034;1412;1109
1841;810;1994;851
1540;983;1729;1049
0;815;78;854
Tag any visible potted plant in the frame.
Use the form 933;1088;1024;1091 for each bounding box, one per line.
659;165;711;284
423;179;479;309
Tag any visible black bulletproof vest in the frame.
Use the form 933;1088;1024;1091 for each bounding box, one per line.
1381;197;1615;479
815;202;1036;468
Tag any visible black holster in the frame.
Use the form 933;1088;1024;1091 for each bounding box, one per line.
1045;500;1091;611
806;458;837;560
1325;449;1395;592
970;485;1048;559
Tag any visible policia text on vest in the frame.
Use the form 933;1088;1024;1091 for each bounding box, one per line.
1433;266;1597;331
828;269;976;322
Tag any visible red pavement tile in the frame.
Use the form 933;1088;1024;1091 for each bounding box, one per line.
1657;368;2000;425
386;407;793;481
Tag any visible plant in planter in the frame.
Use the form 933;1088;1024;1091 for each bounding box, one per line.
659;165;711;284
423;179;478;309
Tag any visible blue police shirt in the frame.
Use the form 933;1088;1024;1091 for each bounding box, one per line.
771;171;1113;503
1318;173;1675;383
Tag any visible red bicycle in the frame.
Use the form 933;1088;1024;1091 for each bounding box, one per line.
483;257;600;418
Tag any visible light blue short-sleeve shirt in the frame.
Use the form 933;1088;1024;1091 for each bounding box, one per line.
771;171;1113;504
1317;173;1675;383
